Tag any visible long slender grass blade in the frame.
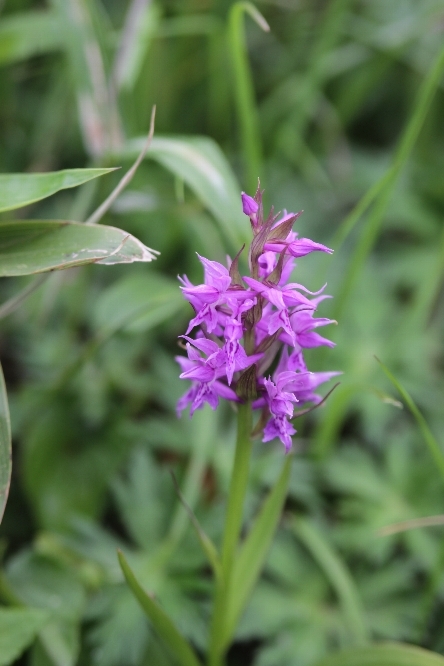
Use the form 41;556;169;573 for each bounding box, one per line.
117;551;202;666
376;358;444;485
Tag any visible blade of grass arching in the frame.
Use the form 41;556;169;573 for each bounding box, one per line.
376;358;444;485
117;551;202;666
228;2;269;192
222;456;291;649
0;362;11;525
293;517;369;646
333;43;444;321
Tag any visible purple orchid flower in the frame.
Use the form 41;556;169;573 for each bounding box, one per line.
176;187;338;451
180;255;254;333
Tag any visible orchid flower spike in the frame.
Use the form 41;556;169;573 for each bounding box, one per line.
175;186;337;452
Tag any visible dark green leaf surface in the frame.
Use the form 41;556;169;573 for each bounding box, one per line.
0;169;116;213
0;607;50;666
0;361;11;525
0;221;157;276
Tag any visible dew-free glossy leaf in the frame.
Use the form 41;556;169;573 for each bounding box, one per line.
0;11;62;66
118;551;202;666
0;361;11;526
120;136;248;249
0;168;116;213
0;220;157;276
0;607;50;666
315;643;444;666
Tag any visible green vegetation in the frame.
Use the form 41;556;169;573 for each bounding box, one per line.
1;1;444;665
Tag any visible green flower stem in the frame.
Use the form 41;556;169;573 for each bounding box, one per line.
208;401;253;666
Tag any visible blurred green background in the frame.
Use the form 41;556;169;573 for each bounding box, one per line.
1;0;444;664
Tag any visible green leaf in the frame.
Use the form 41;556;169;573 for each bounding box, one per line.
293;517;369;646
0;607;50;666
117;550;202;666
314;643;444;666
376;358;444;485
223;456;291;646
120;136;248;250
92;273;184;334
0;11;62;66
0;220;157;276
0;361;11;525
0;168;116;213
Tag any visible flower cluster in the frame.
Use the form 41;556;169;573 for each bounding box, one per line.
176;186;339;451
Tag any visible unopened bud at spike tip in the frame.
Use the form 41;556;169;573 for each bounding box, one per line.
241;192;259;216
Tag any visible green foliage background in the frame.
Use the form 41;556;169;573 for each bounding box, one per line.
1;0;444;664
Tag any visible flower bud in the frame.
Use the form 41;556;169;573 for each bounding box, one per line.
241;192;259;216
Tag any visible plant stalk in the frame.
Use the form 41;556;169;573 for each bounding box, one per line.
208;401;253;666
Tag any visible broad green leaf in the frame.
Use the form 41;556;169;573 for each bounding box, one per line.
117;551;202;666
293;517;369;646
0;168;116;213
0;221;157;276
315;642;444;666
0;607;50;666
0;361;11;525
92;273;184;334
120;136;248;250
223;456;291;646
376;359;444;484
0;11;62;66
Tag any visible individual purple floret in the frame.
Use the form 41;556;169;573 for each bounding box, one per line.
176;183;338;452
